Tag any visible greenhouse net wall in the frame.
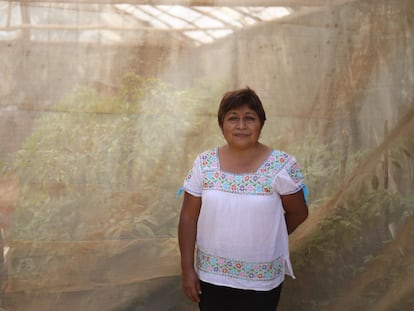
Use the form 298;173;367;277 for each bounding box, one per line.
0;0;413;310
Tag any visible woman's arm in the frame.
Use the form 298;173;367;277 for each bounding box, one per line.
178;192;202;302
281;189;308;234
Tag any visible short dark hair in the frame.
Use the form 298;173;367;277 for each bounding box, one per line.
217;87;267;129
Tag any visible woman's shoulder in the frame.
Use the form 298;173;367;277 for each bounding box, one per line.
269;148;292;159
198;147;218;158
196;147;219;171
266;149;298;172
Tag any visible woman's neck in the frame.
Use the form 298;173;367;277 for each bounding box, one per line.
218;143;272;173
224;142;264;157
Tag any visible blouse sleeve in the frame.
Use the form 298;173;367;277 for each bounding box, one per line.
274;156;305;195
183;156;203;197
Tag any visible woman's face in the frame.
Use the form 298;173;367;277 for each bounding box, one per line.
221;105;263;150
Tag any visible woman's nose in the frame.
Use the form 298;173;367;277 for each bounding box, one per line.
236;119;247;128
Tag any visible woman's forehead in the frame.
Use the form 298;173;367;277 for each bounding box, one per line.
226;106;257;114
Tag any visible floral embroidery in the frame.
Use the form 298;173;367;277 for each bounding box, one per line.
199;148;301;195
197;249;283;281
286;161;304;184
200;149;219;169
185;168;193;182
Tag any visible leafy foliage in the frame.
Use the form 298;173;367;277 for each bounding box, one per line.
8;74;225;241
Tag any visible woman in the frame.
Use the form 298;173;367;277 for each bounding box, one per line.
178;87;308;310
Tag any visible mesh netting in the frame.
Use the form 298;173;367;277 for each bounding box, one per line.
0;0;413;310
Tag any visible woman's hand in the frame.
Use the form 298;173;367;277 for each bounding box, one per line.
182;268;202;302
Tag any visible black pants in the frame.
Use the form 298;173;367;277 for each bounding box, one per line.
199;281;283;311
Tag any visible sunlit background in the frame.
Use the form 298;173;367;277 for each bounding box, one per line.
0;0;413;310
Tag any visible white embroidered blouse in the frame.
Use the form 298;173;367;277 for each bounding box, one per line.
183;148;305;291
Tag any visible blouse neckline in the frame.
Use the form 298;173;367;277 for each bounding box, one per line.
215;147;275;175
